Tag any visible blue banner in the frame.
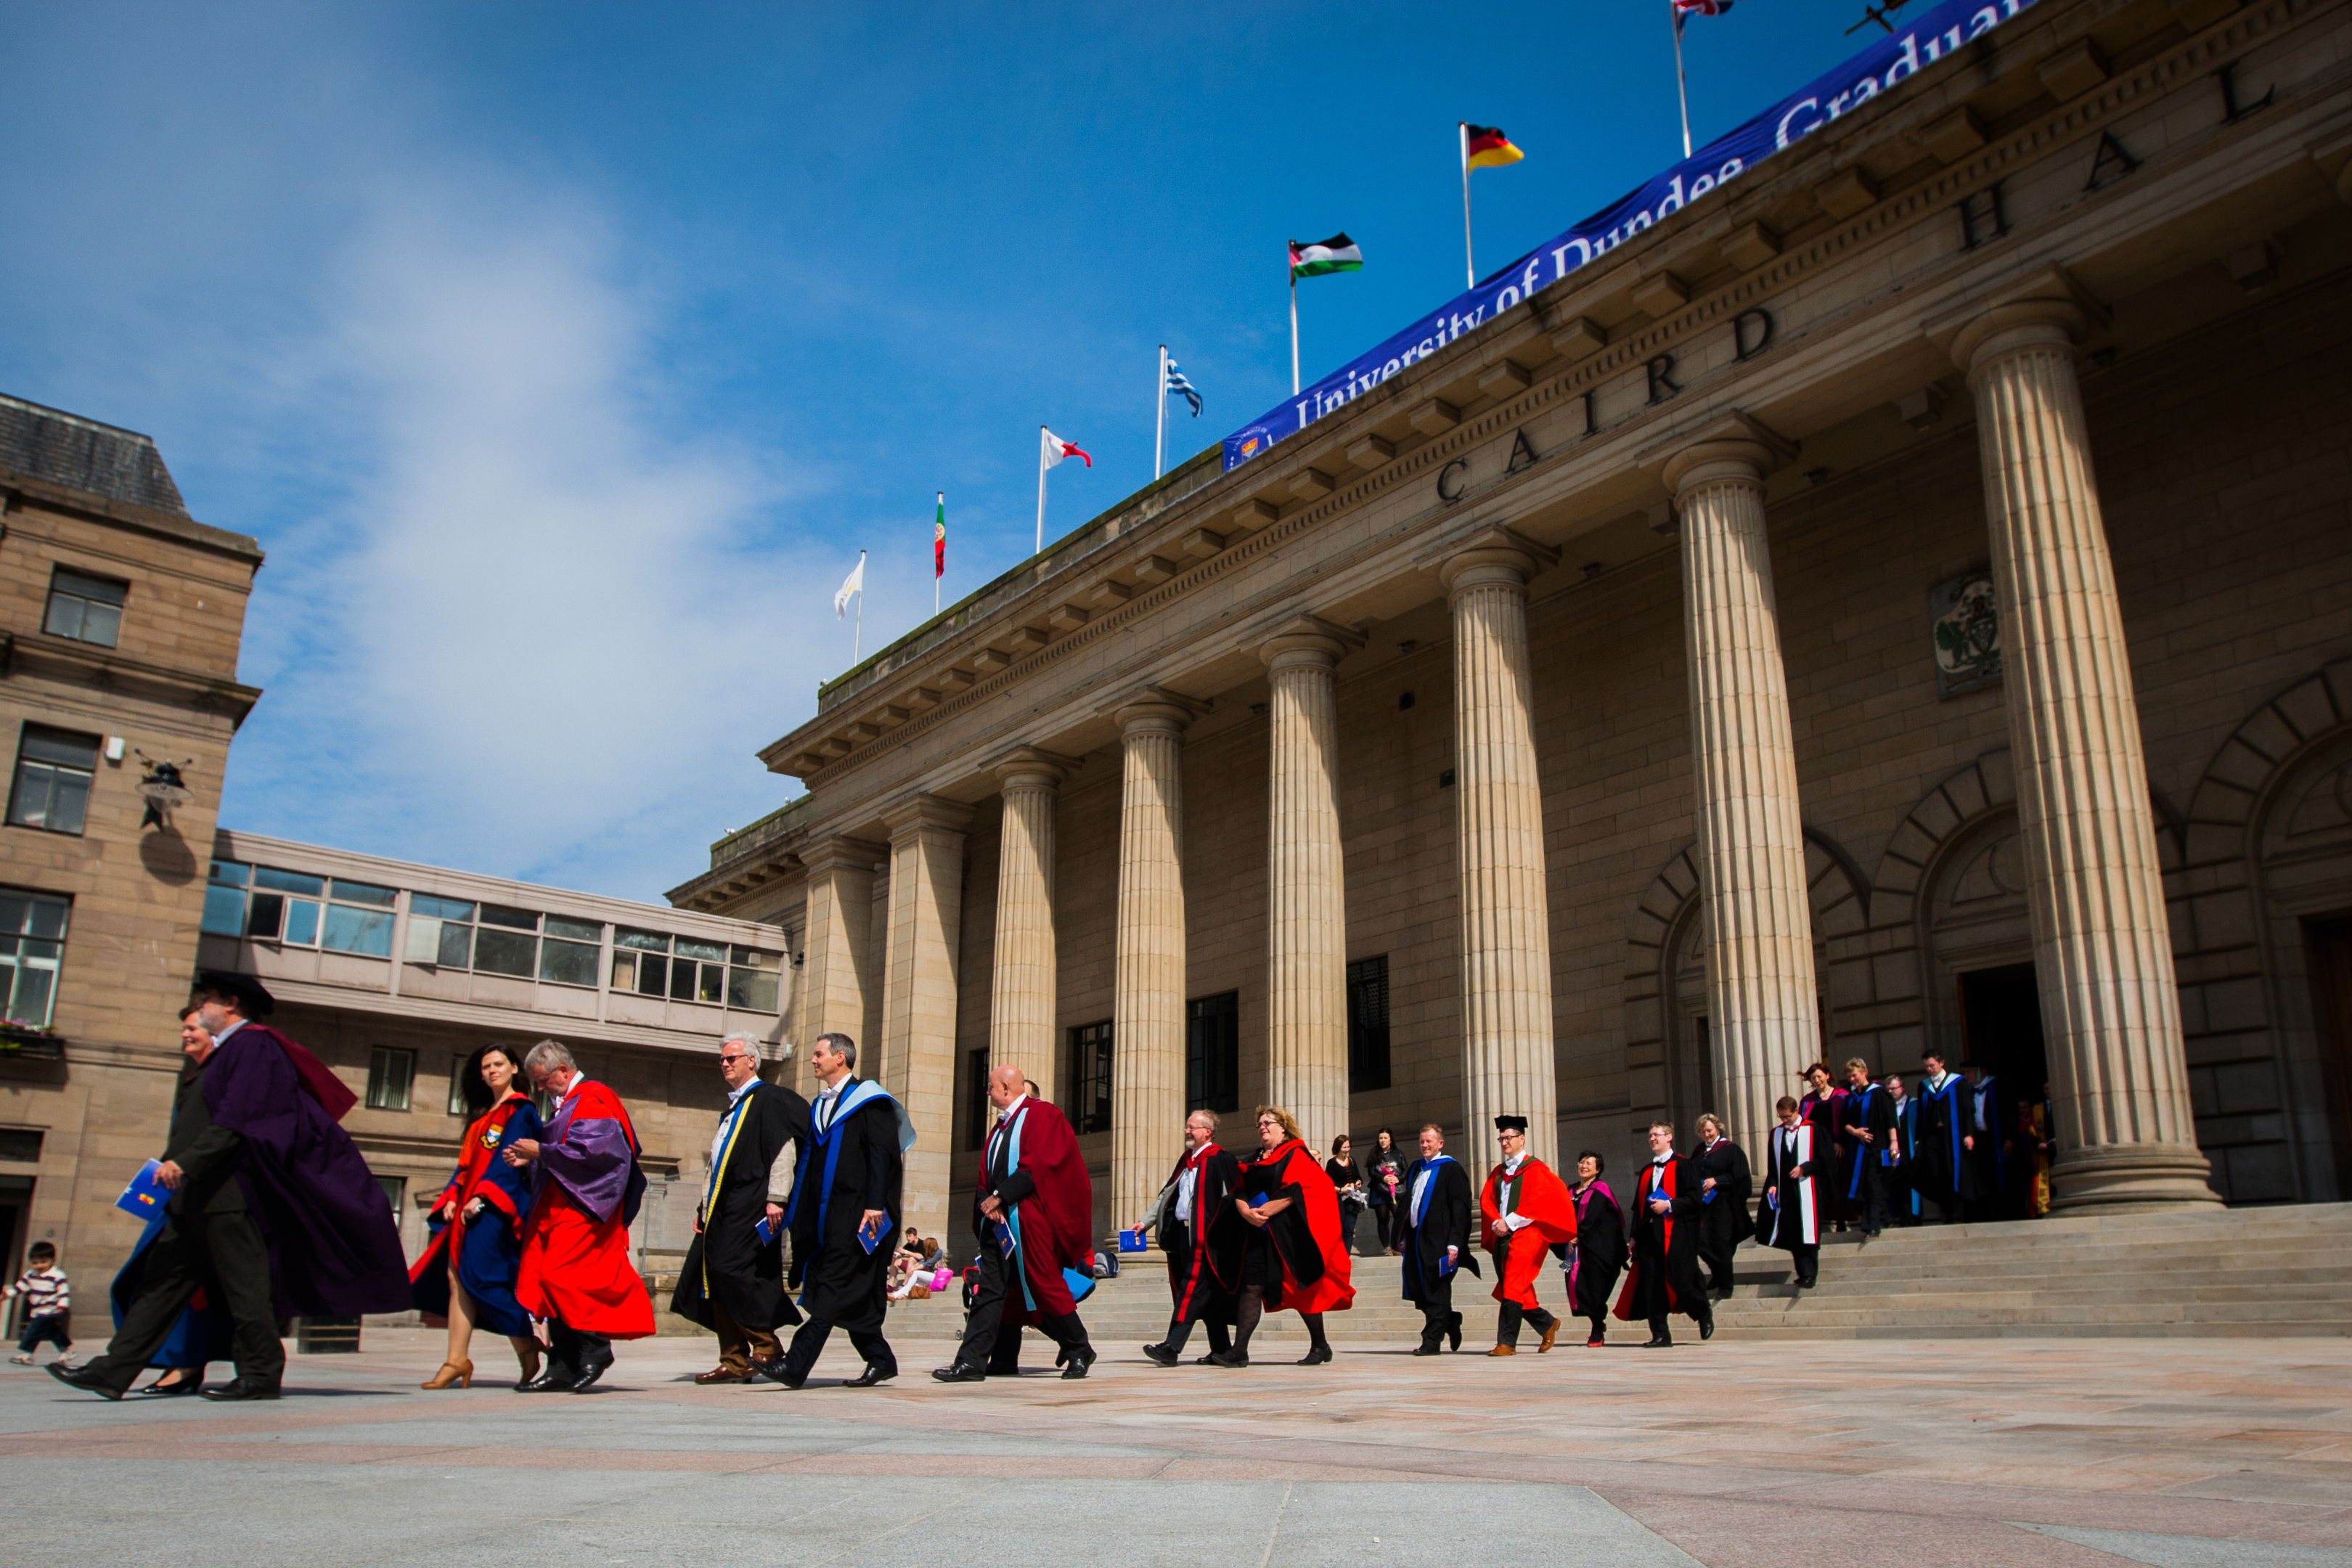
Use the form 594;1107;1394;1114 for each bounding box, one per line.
1222;0;2044;470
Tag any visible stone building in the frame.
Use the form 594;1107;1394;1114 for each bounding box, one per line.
671;0;2352;1258
0;394;794;1307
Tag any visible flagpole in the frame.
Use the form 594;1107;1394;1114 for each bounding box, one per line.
1459;122;1475;288
1035;425;1048;554
1155;345;1167;481
934;491;942;618
1669;4;1694;159
1289;267;1299;397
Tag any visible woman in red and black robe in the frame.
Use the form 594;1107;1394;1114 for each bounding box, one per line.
412;1045;543;1389
1800;1063;1852;1229
1222;1106;1355;1367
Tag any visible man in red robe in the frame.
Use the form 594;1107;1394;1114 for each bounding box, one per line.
934;1064;1096;1382
505;1039;654;1391
1478;1115;1577;1355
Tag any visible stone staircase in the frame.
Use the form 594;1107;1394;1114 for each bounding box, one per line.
1053;1203;2352;1347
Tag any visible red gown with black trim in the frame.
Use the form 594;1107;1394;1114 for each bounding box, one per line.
1479;1156;1578;1312
1238;1138;1355;1316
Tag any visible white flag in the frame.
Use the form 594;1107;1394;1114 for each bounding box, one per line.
833;552;865;618
1040;428;1092;471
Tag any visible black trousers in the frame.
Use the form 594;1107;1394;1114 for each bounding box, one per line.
779;1312;894;1383
546;1320;611;1379
1372;1206;1397;1249
1410;1262;1458;1348
1698;1232;1736;1294
1787;1242;1820;1284
957;1243;1090;1372
1161;1315;1232;1357
85;1208;282;1394
1495;1300;1558;1347
1337;1200;1363;1253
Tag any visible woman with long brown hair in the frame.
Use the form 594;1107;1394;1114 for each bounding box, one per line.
413;1045;544;1389
1214;1106;1355;1368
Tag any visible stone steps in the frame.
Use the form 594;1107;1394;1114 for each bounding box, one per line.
1061;1204;2352;1343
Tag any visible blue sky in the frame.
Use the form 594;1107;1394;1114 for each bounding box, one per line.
3;0;1898;902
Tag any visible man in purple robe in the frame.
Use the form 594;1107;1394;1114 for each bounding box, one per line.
52;972;409;1401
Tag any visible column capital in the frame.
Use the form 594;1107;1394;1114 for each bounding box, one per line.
1656;411;1799;497
1255;614;1363;671
881;793;973;841
797;833;886;875
1944;264;2109;377
1430;521;1561;595
1111;685;1207;735
987;746;1077;792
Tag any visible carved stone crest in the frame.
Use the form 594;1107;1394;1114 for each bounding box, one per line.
1930;570;2001;698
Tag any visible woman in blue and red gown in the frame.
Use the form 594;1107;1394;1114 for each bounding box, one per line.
412;1045;543;1389
1220;1106;1355;1367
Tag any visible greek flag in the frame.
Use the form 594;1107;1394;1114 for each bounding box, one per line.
1164;358;1202;417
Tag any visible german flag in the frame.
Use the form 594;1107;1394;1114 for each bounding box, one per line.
1464;124;1525;169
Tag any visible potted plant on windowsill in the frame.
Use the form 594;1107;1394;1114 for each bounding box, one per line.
0;1023;66;1058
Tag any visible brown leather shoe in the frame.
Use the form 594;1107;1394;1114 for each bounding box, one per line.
1486;1344;1517;1356
694;1365;753;1384
1538;1320;1561;1354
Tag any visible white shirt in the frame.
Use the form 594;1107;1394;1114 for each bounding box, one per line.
1409;1163;1433;1220
813;1075;847;1133
1175;1152;1201;1224
211;1018;250;1049
710;1075;760;1172
1925;1070;1953;1093
1498;1152;1532;1230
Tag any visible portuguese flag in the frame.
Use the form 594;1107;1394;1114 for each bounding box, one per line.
1289;233;1363;279
1465;125;1525;169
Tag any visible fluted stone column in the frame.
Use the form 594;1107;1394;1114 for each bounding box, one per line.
879;794;971;1242
1441;526;1562;1175
1259;617;1357;1153
1952;269;2218;1211
796;835;883;1097
1665;415;1818;1157
988;748;1070;1097
1110;689;1198;1231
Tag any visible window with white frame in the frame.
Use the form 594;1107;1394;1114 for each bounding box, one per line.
366;1046;415;1111
407;898;600;987
0;889;70;1029
42;568;128;649
7;727;99;836
202;862;395;957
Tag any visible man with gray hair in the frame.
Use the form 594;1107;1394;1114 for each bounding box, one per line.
502;1040;653;1391
671;1034;810;1383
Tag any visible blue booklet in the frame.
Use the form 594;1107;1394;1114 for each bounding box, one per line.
116;1159;169;1220
857;1212;892;1254
755;1216;776;1246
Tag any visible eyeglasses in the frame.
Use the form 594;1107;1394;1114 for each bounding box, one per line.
719;1054;753;1066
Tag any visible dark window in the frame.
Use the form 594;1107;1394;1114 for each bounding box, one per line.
1186;991;1241;1114
962;1047;991;1149
373;1175;406;1216
42;568;128;648
1066;1020;1114;1134
1347;956;1392;1093
365;1046;415;1111
7;727;99;836
0;1128;43;1162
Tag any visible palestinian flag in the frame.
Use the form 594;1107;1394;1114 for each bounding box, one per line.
1464;125;1525;169
1289;233;1363;279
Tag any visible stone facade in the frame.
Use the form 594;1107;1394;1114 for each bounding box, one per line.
670;0;2352;1256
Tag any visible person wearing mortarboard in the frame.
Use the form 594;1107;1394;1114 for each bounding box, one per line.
1477;1116;1578;1355
52;971;409;1401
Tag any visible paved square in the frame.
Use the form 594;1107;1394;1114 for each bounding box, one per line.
6;1328;2351;1567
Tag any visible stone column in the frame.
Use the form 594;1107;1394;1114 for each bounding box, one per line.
1951;269;2218;1211
987;748;1070;1097
879;795;971;1241
1109;689;1198;1233
795;835;884;1097
1259;617;1358;1153
1663;414;1818;1157
1442;526;1562;1175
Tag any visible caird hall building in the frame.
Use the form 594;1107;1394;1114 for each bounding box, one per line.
671;0;2352;1257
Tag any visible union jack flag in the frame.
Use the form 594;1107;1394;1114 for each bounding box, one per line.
1673;0;1734;29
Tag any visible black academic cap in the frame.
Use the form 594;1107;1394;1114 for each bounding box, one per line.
193;970;275;1018
1493;1114;1529;1133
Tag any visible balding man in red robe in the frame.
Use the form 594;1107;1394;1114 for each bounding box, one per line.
1479;1114;1577;1355
933;1065;1096;1382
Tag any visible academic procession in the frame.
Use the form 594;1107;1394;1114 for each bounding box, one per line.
12;0;2352;1418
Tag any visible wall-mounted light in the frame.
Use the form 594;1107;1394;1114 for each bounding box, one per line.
132;751;193;829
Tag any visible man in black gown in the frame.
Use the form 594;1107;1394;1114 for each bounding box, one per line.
1619;1121;1713;1347
1143;1109;1241;1367
756;1033;909;1389
1838;1059;1898;1237
1914;1050;1967;1222
1689;1114;1752;1299
672;1033;809;1383
1398;1123;1474;1355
